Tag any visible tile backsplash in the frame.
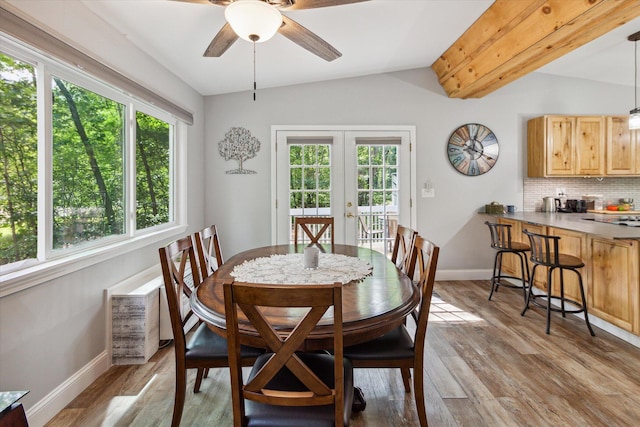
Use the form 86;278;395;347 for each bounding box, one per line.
523;177;640;212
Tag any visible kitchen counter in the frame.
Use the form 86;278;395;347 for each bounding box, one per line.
483;211;640;342
485;212;640;240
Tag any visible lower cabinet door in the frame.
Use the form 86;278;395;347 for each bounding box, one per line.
588;237;639;333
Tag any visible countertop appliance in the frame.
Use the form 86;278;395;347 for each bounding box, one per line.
542;197;556;212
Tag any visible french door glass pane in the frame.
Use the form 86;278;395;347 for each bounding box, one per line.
357;144;398;256
52;76;125;248
288;143;332;243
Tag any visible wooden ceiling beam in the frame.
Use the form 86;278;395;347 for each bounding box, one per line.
431;0;640;99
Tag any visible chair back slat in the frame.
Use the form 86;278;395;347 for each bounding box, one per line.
484;221;515;249
523;229;560;266
391;225;417;276
158;235;202;352
194;224;224;280
294;217;334;246
407;235;440;342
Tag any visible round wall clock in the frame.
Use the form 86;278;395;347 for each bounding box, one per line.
447;123;499;176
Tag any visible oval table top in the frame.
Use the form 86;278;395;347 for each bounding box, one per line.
191;244;419;351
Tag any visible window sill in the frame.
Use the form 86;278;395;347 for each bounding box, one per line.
0;225;187;298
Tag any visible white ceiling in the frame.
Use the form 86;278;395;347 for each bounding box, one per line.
8;0;640;97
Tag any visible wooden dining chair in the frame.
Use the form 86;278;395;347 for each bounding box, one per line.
391;224;417;274
193;224;224;280
159;236;263;427
294;216;334;246
224;280;353;427
342;235;440;427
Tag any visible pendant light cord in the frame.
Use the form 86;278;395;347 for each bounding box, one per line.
635;39;637;110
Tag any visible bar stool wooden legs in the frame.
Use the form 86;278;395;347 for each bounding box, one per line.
484;221;530;302
522;229;595;336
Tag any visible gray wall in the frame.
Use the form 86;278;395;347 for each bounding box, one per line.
204;69;633;273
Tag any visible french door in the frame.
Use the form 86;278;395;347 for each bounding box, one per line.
272;126;415;255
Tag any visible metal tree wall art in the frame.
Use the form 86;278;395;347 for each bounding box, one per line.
218;127;261;174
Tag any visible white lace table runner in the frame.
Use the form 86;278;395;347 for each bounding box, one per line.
230;253;372;285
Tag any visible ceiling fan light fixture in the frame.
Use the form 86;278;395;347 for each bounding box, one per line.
225;0;283;43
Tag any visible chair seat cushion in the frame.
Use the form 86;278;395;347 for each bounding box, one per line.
186;322;263;360
245;352;354;427
343;325;414;360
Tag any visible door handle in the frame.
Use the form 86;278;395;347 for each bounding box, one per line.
346;212;355;218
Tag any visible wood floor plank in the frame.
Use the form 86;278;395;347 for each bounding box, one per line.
45;280;640;426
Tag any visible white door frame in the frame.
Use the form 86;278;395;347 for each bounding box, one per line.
270;125;417;245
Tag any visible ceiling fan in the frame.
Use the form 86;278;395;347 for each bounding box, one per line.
175;0;370;61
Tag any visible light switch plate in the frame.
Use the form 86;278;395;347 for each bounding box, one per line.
422;188;435;198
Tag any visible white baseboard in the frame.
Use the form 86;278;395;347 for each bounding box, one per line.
26;350;110;427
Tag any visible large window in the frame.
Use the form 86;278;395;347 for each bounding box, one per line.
0;45;179;274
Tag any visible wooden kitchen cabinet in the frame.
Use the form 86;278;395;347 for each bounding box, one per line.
606;116;640;176
587;237;639;333
575;116;605;176
528;116;573;176
527;115;605;177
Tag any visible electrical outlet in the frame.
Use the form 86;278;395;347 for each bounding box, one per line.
556;188;566;197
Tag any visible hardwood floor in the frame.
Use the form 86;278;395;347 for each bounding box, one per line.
45;280;640;427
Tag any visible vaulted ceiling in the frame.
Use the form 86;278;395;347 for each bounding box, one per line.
4;0;640;97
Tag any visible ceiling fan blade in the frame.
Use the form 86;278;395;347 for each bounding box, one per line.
278;15;341;61
203;22;239;57
281;0;369;10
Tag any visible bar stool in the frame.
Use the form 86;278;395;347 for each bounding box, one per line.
484;221;530;302
521;229;595;336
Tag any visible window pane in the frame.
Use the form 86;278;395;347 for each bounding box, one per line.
358;167;369;190
371;146;383;165
290;167;302;190
384;146;398;165
136;111;170;230
52;76;125;249
318;167;330;190
304;168;317;190
0;53;38;266
317;145;330;165
303;145;317;165
289;145;302;165
357;146;369;165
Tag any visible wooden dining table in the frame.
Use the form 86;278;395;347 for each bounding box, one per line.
191;244;419;351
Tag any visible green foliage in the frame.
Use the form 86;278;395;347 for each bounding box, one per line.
0;53;38;264
136;111;170;229
51;77;125;248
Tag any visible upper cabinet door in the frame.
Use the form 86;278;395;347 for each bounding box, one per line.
575;116;605;176
606;116;639;175
546;116;575;176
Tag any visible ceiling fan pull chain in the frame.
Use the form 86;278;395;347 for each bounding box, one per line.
253;39;257;101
